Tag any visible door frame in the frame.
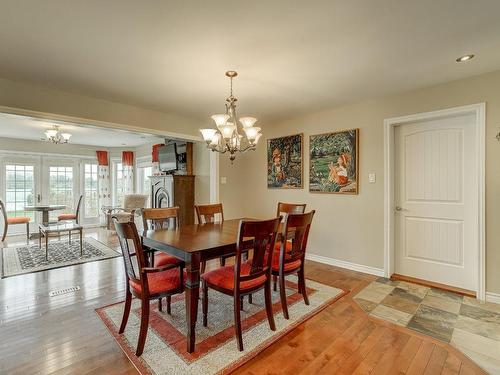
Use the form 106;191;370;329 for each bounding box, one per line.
383;103;486;300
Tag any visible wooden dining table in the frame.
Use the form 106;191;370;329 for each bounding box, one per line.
141;218;259;353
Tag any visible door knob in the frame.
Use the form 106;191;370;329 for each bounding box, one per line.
395;206;403;211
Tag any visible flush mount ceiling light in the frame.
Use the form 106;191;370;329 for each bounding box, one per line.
200;71;262;163
44;125;72;144
456;54;475;63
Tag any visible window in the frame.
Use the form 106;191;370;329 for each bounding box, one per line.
4;164;36;221
49;166;74;215
137;166;152;196
84;163;98;218
113;161;124;206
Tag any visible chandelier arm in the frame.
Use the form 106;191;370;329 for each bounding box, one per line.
237;145;257;153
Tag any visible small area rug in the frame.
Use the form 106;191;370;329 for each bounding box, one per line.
96;276;347;375
1;237;120;278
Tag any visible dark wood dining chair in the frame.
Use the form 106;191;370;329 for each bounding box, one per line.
276;201;307;218
0;199;30;244
141;207;183;267
57;195;83;224
271;211;315;319
195;203;226;273
113;218;184;356
201;217;281;351
273;202;306;290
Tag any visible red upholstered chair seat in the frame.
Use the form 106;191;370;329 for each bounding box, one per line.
58;214;77;221
274;240;293;252
154;253;183;267
7;217;30;224
266;244;302;272
129;268;182;295
202;262;267;291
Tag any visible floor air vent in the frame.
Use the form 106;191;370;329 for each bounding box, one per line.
49;286;81;297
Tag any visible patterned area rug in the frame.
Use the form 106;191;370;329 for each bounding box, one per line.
1;237;120;278
354;277;500;374
96;276;347;375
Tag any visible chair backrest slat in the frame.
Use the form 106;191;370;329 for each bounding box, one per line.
75;195;83;224
276;202;306;218
0;200;7;222
142;207;179;230
113;218;146;285
281;211;316;263
195;203;224;224
235;217;281;287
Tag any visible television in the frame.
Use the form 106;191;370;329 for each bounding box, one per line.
158;143;178;172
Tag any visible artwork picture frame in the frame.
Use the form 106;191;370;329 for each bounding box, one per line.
267;133;303;189
309;128;359;194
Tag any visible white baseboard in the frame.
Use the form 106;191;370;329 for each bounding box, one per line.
486;292;500;304
305;253;385;277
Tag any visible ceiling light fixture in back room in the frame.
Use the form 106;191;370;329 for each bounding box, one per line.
200;71;262;163
44;125;72;144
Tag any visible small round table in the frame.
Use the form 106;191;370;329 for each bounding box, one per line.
24;205;67;225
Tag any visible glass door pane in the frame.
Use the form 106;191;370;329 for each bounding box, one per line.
83;163;99;219
113;161;124;207
48;166;74;219
4;164;36;221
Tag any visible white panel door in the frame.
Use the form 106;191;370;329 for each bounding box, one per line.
394;113;477;291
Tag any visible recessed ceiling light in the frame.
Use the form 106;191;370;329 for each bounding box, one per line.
456;54;474;63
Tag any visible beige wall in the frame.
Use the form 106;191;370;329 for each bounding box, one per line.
220;70;500;294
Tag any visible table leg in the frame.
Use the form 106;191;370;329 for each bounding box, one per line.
45;232;49;260
42;211;49;225
39;228;41;249
185;253;201;353
79;229;83;256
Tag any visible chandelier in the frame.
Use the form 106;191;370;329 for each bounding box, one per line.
44;125;72;144
200;71;262;162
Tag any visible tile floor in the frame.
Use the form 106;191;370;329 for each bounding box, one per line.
354;278;500;374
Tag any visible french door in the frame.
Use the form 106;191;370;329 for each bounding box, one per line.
42;159;78;221
1;156;41;234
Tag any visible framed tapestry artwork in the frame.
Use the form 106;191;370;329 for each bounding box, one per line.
267;133;303;189
309;129;359;194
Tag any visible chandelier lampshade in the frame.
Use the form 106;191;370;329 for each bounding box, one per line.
200;71;262;162
44;125;72;144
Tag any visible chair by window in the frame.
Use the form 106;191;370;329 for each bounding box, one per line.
201;217;281;351
271;211;315;319
195;203;226;273
141;207;183;268
0;199;30;244
113;218;184;356
109;194;149;227
57;195;83;224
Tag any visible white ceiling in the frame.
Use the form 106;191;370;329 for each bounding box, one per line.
1;1;500;123
0;113;164;147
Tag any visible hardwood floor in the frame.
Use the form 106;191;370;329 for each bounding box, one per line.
0;229;487;374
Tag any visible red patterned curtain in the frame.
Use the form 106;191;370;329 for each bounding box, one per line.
152;144;163;163
96;150;108;166
122;151;134;194
96;150;110;222
122;151;134;166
